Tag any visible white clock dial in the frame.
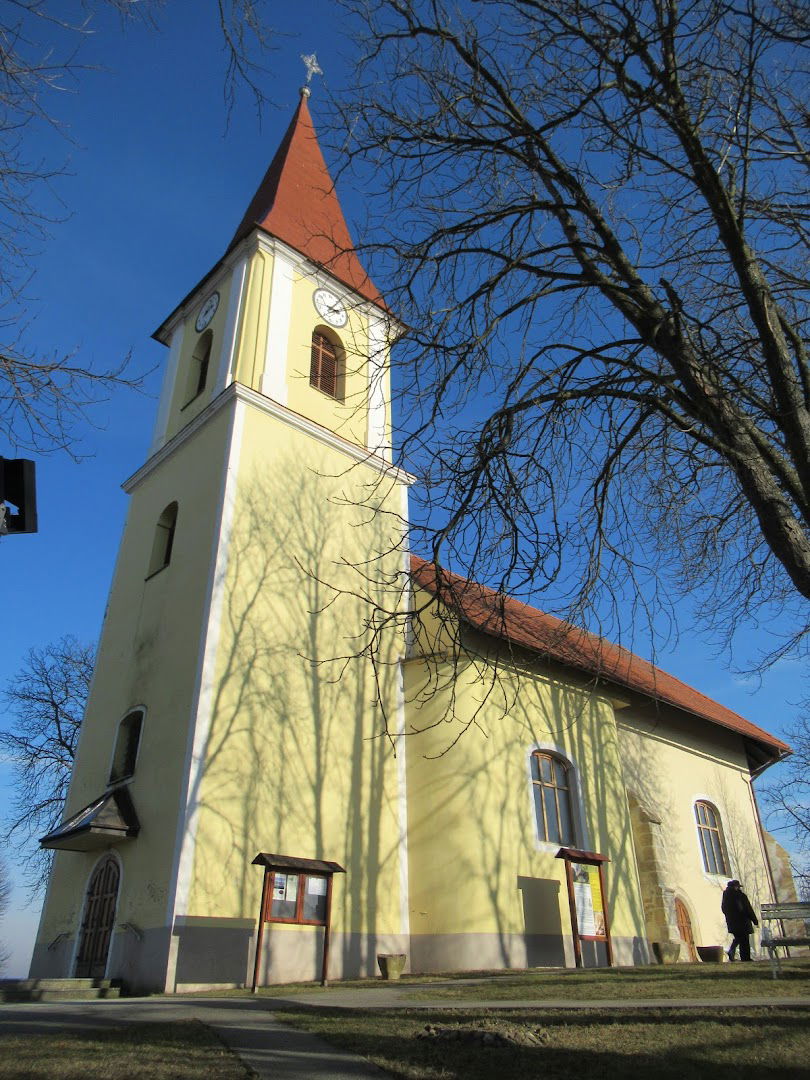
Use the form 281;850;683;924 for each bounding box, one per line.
195;291;220;332
313;288;348;328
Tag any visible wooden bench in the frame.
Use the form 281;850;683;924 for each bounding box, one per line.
760;902;810;979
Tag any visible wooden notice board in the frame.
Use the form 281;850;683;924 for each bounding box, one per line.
556;847;613;968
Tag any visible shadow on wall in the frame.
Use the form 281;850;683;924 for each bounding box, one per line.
172;458;407;985
405;630;649;969
174;920;254;985
518;876;566;966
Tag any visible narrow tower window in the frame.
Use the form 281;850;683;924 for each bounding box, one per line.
185;330;213;404
695;800;729;875
310;330;344;400
147;502;178;577
109;710;144;785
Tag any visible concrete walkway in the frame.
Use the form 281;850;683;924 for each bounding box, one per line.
2;981;809;1079
0;996;387;1079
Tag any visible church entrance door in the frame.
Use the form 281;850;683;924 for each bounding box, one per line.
674;896;697;961
75;856;120;978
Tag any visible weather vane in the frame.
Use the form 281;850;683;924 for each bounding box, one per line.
301;53;323;92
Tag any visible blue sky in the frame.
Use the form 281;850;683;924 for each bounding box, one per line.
0;1;805;977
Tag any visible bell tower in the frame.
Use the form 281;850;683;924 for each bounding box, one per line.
31;88;412;993
150;86;392;459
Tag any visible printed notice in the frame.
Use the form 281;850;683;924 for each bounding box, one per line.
572;862;606;937
587;865;606;936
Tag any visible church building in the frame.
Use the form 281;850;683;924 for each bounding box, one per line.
31;88;789;993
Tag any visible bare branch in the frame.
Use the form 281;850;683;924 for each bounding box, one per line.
0;636;92;898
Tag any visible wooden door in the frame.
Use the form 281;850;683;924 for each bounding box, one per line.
75;856;119;978
674;896;697;961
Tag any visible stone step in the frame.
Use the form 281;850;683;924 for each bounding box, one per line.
0;978;121;1002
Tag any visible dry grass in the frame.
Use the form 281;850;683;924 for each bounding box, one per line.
403;957;810;1001
0;1020;250;1080
278;1004;810;1079
184;956;810;1002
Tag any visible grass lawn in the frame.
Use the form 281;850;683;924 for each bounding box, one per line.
402;958;810;1001
0;1020;251;1080
195;956;810;1002
278;1004;810;1079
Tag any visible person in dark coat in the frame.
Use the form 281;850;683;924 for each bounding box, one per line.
721;880;758;961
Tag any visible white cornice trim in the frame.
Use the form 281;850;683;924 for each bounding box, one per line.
154;229;403;344
122;381;416;493
122;385;234;493
154;240;252;344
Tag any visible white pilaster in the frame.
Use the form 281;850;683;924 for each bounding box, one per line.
214;257;248;394
367;313;390;459
260;249;294;404
163;399;246;991
150;323;185;454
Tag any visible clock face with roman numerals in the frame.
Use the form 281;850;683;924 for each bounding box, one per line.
313;288;348;328
195;291;220;333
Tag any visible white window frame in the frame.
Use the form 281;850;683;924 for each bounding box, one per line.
526;742;588;853
692;794;732;879
106;706;147;788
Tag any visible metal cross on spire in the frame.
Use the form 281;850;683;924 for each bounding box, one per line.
301;53;323;92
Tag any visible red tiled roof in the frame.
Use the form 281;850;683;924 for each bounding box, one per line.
230;91;387;311
411;556;789;761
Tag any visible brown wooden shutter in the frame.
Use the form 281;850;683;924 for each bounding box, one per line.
311;333;338;398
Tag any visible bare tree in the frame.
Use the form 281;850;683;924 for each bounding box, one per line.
0;859;10;970
0;636;92;896
0;1;274;456
339;0;810;656
763;715;810;894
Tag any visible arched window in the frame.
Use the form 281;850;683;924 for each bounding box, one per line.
695;800;729;875
109;710;144;784
531;751;575;845
185;330;213;404
147;502;178;577
310;329;344;400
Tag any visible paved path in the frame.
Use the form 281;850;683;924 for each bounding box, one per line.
2;983;809;1079
0;997;387;1079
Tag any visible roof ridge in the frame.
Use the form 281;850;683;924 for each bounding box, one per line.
409;555;788;758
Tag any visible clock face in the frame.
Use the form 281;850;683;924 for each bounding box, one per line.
313;288;348;328
195;291;220;333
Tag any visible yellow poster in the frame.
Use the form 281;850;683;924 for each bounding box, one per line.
587;865;606;936
572;862;606;938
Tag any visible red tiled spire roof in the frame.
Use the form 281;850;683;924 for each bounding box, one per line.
230;90;387;310
411;556;789;765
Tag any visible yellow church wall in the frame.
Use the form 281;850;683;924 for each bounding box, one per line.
181;404;409;975
33;407;234;959
403;639;648;968
617;709;770;953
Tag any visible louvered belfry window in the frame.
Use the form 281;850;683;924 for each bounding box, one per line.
310;331;340;398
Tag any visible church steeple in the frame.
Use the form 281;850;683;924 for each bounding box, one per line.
230;90;386;310
150;88;395;460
